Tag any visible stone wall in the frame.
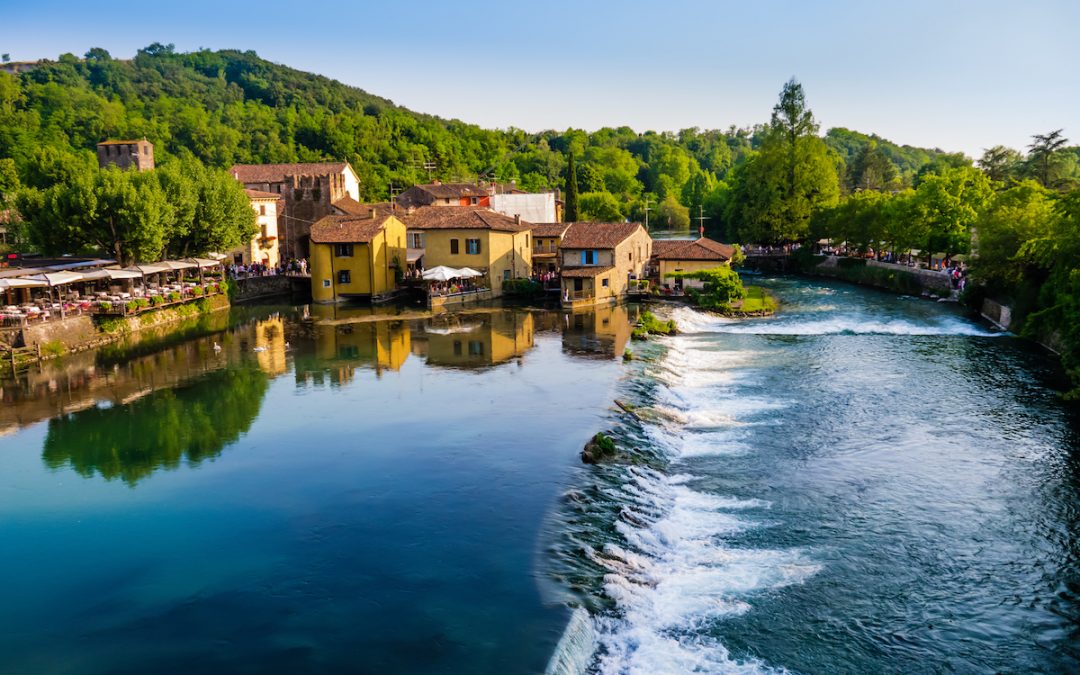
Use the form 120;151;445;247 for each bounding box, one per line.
806;257;953;296
231;275;311;302
980;298;1013;331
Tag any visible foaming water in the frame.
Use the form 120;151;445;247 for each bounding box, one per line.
547;277;1078;674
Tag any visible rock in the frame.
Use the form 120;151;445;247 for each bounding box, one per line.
582;432;618;464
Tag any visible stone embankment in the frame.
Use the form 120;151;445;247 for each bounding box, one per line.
806;256;953;297
231;275;311;302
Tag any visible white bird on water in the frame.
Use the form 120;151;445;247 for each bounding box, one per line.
253;346;267;353
212;341;222;353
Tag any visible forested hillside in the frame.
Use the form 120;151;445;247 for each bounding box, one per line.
0;44;950;237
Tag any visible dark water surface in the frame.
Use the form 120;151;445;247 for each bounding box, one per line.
0;303;637;674
2;278;1078;674
549;278;1080;673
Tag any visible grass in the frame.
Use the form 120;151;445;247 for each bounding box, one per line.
737;286;778;314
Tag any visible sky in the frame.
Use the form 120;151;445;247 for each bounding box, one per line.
2;0;1078;158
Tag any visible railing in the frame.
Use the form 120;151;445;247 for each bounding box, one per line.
567;289;594;300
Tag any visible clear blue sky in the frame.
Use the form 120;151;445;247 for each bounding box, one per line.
3;0;1078;157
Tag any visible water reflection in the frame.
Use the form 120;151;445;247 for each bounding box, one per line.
0;302;638;484
42;367;269;485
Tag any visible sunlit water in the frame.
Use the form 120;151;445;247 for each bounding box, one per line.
547;278;1080;674
2;279;1077;674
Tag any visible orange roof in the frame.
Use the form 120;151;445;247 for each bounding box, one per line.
244;188;281;200
561;266;615;278
560;222;644;249
651;237;734;261
310;213;397;244
97;139;151;146
401;206;531;233
230;162;352;184
529;222;570;238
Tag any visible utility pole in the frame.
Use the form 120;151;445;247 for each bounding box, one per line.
696;205;709;239
643;197;651;231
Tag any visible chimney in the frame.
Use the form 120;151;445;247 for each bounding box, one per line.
372;208;378;220
514;214;521;225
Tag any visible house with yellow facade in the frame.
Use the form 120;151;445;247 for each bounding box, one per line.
227;189;281;267
402;206;533;300
413;310;535;369
528;222;570;279
309;210;407;303
650;237;735;292
559;222;652;308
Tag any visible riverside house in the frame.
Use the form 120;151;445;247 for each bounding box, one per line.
528;222;570;280
230;161;361;258
402;206;532;301
309;210;407;303
558;222;651;308
650;237;735;292
226;189;282;267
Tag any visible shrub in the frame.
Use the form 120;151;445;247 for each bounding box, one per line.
502;278;541;296
151;295;165;306
98;301;112;312
672;265;745;311
136;298;150;309
125;300;140;312
41;340;66;357
168;291;181;303
633;311;678;339
192;286;204;297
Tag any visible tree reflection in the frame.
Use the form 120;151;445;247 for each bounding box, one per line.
42;367;269;485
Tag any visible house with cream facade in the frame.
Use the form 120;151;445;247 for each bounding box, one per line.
558;222;651;308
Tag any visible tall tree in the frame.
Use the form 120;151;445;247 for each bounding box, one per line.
978;145;1023;185
1027;129;1069;188
564;152;579;221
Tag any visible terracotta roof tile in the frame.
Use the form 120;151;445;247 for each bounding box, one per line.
310;213;396;244
245;188;281;200
230;162;351;184
560;222;644;249
528;222;570;238
332;196;398;217
651;237;734;261
401;206;532;232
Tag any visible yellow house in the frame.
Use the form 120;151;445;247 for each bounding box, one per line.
228;189;281;267
651;237;734;291
403;206;532;299
561;304;639;358
310;210;407;303
528;222;569;278
559;222;652;308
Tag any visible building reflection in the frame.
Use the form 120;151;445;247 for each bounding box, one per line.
412;310;535;369
295;319;411;387
560;304;639;358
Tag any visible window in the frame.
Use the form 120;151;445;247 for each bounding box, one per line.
261;224;268;239
335;243;354;257
143;145;149;155
312;188;321;202
453;340;462;356
409;232;424;248
293;188;303;201
466;238;481;254
468;340;484;356
450;239;459;254
602;278;609;287
629;252;632;261
582;250;596;265
503;269;511;281
338;270;351;285
259;205;266;216
322;279;331;288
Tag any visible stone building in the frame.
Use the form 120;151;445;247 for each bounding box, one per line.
96;139;154;171
226;190;282;267
230;162;360;259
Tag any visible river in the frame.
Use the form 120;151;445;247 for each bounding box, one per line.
1;278;1077;674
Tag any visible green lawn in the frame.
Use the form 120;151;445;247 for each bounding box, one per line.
737;286;777;314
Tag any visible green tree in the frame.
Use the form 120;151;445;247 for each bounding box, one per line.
564;152;580;221
578;191;623;222
978;145;1023;185
847;141;899;192
911;165;992;261
972;180;1055;286
1026;129;1069;188
655;194;690;231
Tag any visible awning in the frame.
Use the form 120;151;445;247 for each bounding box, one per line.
186;258;223;269
0;278;48;289
159;260;197;271
125;263;171;275
79;268;144;281
406;248;424;263
23;271;85;286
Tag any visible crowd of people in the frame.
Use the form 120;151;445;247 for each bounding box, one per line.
227;258;308;279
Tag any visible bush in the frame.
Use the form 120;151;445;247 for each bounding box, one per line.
98;301;111;312
168;291;181;303
41;340;66;357
136;298;150;309
151;295;165;306
633;311;678;339
125;300;140;312
502;278;541;296
674;266;745;311
192;286;204;297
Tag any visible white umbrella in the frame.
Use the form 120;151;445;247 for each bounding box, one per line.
159;260;197;270
422;265;461;282
126;263;171;275
186;258;222;269
456;267;483;279
24;271;85;286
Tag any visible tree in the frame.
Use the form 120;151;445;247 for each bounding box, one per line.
564;152;579;221
655;194;690;231
978;145;1023;185
911;165;992;261
1026;129;1069;188
971;180;1055;286
847;141;899;192
158;159;256;257
578;191;623;222
674;266;745;310
726;79;839;243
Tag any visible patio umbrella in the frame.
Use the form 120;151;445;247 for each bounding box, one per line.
185;258;222;283
422;266;462;282
0;278;48;289
23;271;85;318
79;268;143;281
456;267;483;279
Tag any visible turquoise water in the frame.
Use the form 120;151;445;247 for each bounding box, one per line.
549;278;1080;673
0;305;635;674
2;280;1078;674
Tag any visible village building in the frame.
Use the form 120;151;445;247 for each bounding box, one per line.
650;237;735;291
96;139;154;171
401;206;532;301
396;182;491;209
309;210;407;304
528;222;570;279
226;189;281;267
558;222;652;309
413;311;535;369
230;162;360;259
